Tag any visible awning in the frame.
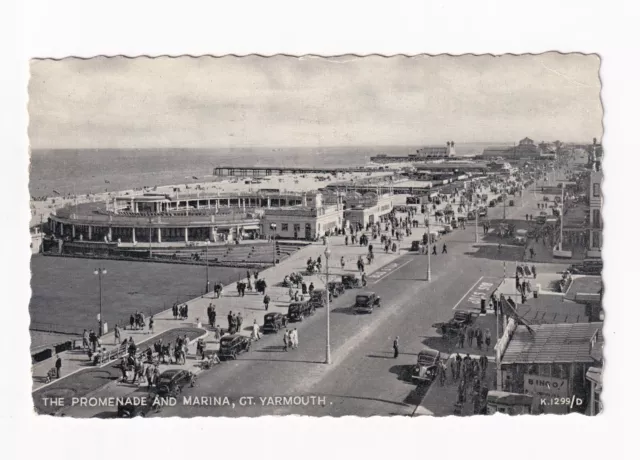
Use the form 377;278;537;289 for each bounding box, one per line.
242;225;261;230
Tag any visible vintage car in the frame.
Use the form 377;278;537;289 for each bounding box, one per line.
341;273;362;289
478;207;488;217
218;334;251;360
509;199;515;206
309;289;331;308
432;310;476;336
451;219;459;229
155;369;197;396
411;348;441;383
328;280;345;297
457;216;467;223
287;301;315;322
411;240;421;251
568;258;603;275
467;211;476;220
117;398;161;418
262;312;288;333
353;291;381;314
489;200;496;207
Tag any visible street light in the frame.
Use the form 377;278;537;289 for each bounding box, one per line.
270;223;277;265
205;239;210;294
424;214;432;281
324;245;331;365
93;267;107;337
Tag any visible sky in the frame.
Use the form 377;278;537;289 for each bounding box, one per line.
28;54;603;149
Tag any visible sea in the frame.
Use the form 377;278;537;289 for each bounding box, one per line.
28;143;504;197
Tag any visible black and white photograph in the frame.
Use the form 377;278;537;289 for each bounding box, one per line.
27;53;605;418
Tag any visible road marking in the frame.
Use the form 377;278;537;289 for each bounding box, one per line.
452;276;484;310
369;259;412;285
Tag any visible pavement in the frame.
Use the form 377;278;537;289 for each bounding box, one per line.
34;178;581;417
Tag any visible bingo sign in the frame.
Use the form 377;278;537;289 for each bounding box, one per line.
524;374;569;398
457;277;501;311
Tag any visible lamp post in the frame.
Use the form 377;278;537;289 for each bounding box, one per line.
324;245;331;365
424;214;432;281
270;223;277;265
94;267;107;337
205;239;210;294
474;201;479;244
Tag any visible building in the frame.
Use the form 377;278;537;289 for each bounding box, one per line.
415;141;456;158
588;166;603;253
343;193;393;228
262;193;343;240
497;321;604;414
483;137;542;160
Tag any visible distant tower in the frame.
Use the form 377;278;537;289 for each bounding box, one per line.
447;141;456;157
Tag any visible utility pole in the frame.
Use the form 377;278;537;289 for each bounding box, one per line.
425;214;432;281
205;240;210;294
324;245;331;365
94;267;107;336
558;182;565;251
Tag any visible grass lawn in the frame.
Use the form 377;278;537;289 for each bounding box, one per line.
30;255;248;335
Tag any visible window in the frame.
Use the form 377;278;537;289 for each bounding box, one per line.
593;183;600;197
293;224;300;232
281;223;288;232
592;209;601;229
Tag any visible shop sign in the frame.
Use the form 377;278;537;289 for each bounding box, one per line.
524;374;569;398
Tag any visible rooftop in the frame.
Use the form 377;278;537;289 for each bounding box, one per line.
501;322;603;365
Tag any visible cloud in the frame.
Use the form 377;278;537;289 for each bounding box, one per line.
28;54;602;149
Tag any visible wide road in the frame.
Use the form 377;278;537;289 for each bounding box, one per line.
145;187;543;417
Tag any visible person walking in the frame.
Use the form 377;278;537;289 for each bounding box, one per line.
114;324;121;344
340;256;345;270
251;320;261;341
466;326;474;349
237;312;243;332
442;243;447;254
292;328;299;349
145;364;155;390
531;265;537;279
458;329;465;348
484;329;492;351
55;355;62;379
308;282;315;294
148;315;154;335
432;245;437;256
263;294;270;311
82;329;89;350
283;330;289;352
392;336;399;358
475;328;483;350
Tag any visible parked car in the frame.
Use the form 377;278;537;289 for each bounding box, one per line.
478;207;488;217
155;369;197;396
117;398;161;418
287;301;315;322
432;311;476;336
328;280;345;297
262;312;288;333
411;240;421;251
341;273;362;289
353;291;381;314
568;258;603;275
411;348;441;383
509;200;515;206
451;219;459;229
218;334;251;360
489;200;496;207
309;290;331;309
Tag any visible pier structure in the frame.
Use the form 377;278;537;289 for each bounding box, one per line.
213;166;378;177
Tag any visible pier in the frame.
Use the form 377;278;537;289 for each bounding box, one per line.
213;166;377;177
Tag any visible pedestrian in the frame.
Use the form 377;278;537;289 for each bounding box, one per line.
529;247;535;259
432;245;437;255
292;328;299;349
301;281;308;295
227;311;233;332
82;329;89;350
466;326;474;348
393;336;399;358
479;354;488;380
251;320;261;341
129;314;135;330
345;236;348;245
55;354;62;379
289;286;294;300
484;329;492;351
184;303;189;319
442;243;447;254
237;312;243;332
146;364;155;390
148;315;154;334
361;272;367;287
114;324;121;344
309;282;315;293
475;328;483;349
263;294;270;311
531;265;537;279
172;303;178;320
455;354;462;381
458;329;465;348
340;256;345;270
439;360;447;386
